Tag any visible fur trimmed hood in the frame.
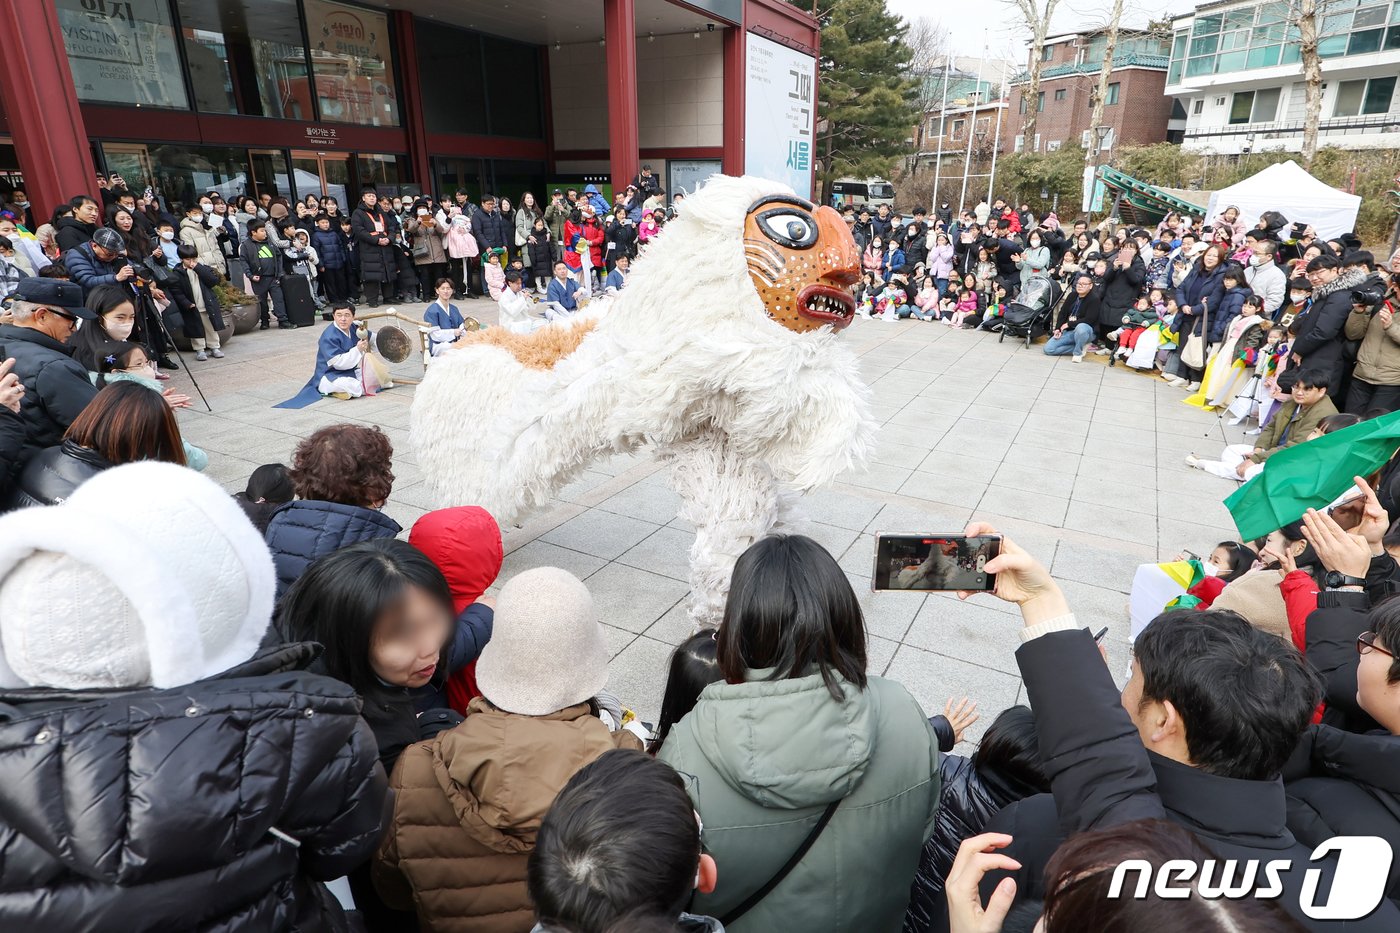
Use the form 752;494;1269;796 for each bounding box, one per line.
1312;266;1369;301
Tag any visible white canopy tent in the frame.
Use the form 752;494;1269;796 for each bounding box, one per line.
1203;160;1361;240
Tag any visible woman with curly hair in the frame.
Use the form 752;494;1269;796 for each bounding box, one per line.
263;423;400;596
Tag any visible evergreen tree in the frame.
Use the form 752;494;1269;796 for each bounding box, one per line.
801;0;919;204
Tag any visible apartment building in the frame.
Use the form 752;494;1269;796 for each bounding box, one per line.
1166;0;1400;154
1008;29;1179;154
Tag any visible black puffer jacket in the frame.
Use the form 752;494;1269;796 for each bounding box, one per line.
0;643;389;933
264;499;402;597
2;439;110;511
0;323;99;466
1284;723;1400;908
903;754;1044;933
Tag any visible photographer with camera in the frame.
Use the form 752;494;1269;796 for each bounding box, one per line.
1343;268;1400;414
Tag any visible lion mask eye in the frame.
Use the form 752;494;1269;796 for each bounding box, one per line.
756;209;817;249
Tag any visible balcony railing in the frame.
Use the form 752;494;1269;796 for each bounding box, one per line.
1184;111;1400;141
1011;53;1170;83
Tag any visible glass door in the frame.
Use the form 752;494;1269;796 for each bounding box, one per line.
100;143;156;195
289;149;351;210
249;149;292;202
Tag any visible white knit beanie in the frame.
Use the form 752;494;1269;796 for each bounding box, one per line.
0;462;275;690
474;566;609;716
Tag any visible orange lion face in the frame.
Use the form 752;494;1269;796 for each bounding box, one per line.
743;195;860;334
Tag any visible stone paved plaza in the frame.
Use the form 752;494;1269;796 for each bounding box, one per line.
173;300;1249;740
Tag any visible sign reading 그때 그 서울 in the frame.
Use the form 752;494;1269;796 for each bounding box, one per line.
744;32;816;202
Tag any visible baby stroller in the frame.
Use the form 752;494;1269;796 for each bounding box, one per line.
998;274;1060;348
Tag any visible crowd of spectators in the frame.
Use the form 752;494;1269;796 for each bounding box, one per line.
2;172;1400;932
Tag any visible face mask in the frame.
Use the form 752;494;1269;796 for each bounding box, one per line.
1201;561;1220;577
1249;255;1265;266
16;201;28;208
160;231;174;241
190;213;204;224
1291;293;1308;303
107;320;134;340
199;202;213;212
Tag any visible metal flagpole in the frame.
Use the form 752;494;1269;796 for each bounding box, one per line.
930;54;951;218
958;34;987;214
986;70;1009;206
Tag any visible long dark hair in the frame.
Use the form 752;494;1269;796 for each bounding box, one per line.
64;380;186;466
717;534;867;701
277;538;453;693
647;631;721;754
70;285;139;371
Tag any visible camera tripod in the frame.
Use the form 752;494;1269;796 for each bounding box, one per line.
134;284;212;412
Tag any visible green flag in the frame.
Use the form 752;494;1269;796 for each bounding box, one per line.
1225;409;1400;541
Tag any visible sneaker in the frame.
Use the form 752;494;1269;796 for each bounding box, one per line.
211;349;224;359
158;356;179;370
279;320;298;329
1185;453;1201;469
1094;347;1112;356
1071;353;1084;363
1166;376;1188;388
154;370;171;381
194;350;207;362
1186;381;1201;391
259;321;270;330
1245;426;1263;435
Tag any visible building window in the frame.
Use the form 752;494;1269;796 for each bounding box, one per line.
304;0;401;127
1228;87;1281;124
1054;88;1067;101
1333;76;1398;116
176;0;310;119
57;0;189;109
951;119;966;138
1106;82;1120;105
1193;98;1203;114
1038;91;1045;112
1041;44;1054;61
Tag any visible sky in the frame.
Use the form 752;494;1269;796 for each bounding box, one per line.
885;0;1200;64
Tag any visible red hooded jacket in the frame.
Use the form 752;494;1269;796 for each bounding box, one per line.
409;507;504;713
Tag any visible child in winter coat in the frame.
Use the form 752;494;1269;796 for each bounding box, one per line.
974;248;997;296
903;706;1048;933
941;275;979;326
874;276;908;320
1112;295;1158;361
311;213;350;304
483;248;506;300
912;274;941;321
977;281;1010;331
372;567;642;933
855;271;881;318
444;208;479;299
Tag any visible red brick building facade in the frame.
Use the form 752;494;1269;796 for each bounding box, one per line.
1008;29;1180;154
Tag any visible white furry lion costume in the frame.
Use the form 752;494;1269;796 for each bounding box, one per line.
411;174;873;625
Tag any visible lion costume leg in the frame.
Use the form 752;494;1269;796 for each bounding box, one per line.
663;428;793;629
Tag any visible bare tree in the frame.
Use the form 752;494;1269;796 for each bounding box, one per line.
1085;0;1127;167
906;17;953;151
1008;0;1062;148
1294;0;1323;167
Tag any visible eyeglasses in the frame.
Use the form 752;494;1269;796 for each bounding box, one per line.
41;307;78;324
1357;631;1394;659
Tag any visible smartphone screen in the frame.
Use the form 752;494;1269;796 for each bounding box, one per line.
871;533;1001;591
